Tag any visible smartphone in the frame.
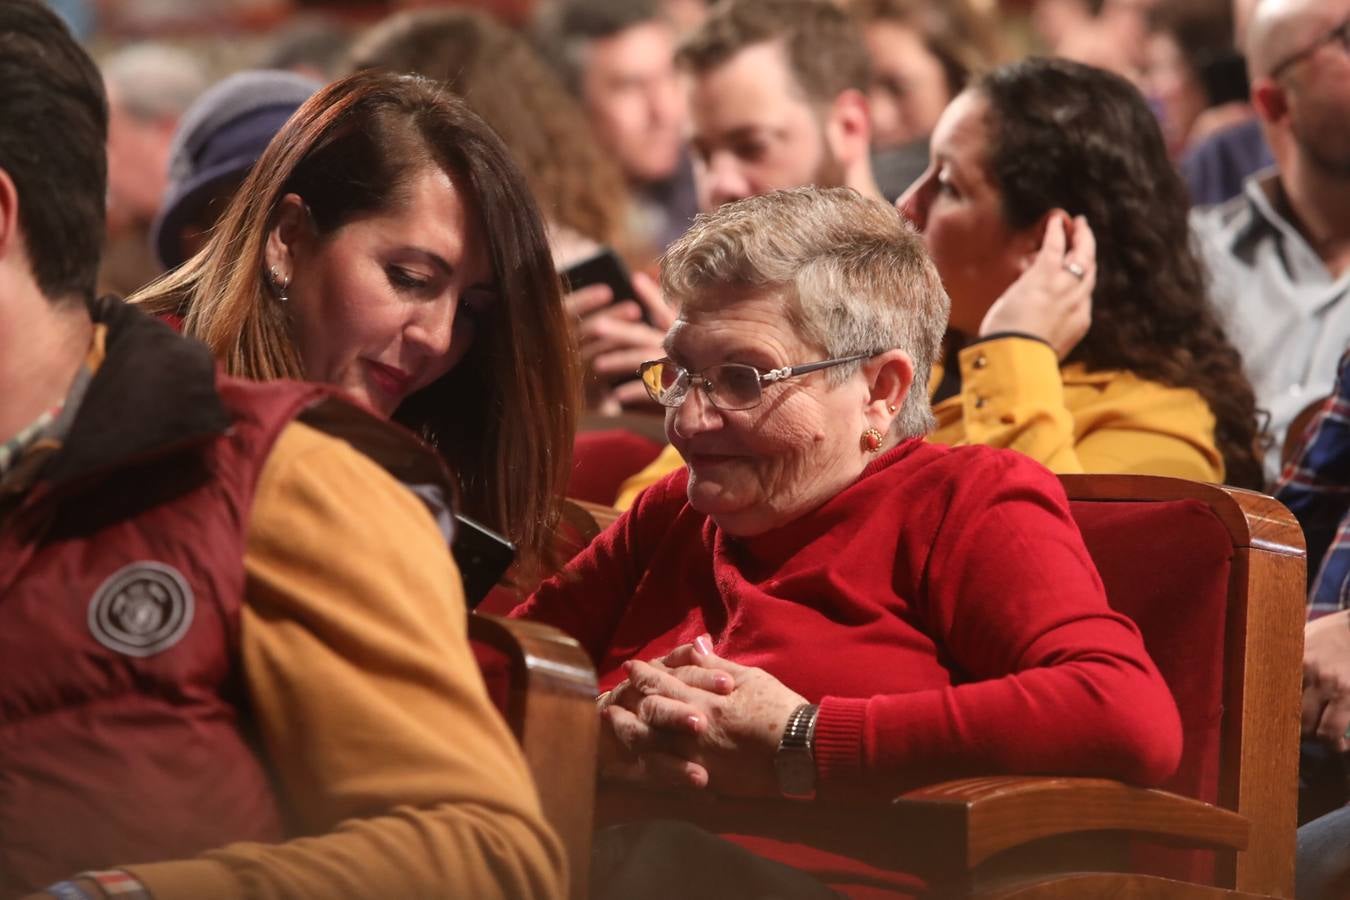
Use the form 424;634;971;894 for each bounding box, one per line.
452;513;517;610
561;248;652;326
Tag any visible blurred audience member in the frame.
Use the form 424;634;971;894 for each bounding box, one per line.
662;0;710;37
152;70;321;271
1274;349;1350;898
99;42;209;295
536;0;697;258
850;0;1000;198
1192;0;1350;483
1044;0;1155;81
1179;0;1274;206
899;57;1261;486
257;12;353;80
679;0;881;210
0;4;565;897
1143;0;1249;158
351;8;630;268
132;70;579;580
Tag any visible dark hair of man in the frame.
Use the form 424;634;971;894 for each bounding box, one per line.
677;0;870;106
533;0;668;94
978;57;1262;489
0;0;107;303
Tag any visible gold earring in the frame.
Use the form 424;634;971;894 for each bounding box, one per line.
887;404;897;413
861;427;884;453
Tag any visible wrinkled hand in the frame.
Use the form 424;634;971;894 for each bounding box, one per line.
978;212;1096;360
1303;610;1350;751
596;646;732;789
565;272;675;412
603;636;807;797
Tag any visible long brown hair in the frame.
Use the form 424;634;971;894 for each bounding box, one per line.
132;70;579;573
977;58;1262;489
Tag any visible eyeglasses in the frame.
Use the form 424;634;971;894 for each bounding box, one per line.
1270;16;1350;80
637;353;875;411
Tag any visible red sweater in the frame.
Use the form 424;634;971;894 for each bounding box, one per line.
514;440;1182;894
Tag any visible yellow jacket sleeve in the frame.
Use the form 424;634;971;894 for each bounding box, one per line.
125;422;566;899
930;336;1224;481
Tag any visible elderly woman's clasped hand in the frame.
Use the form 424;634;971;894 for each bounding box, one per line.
977;211;1097;360
598;635;808;798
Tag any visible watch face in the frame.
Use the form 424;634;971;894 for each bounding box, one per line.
775;749;816;799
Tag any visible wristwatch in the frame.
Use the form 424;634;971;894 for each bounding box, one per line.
774;702;819;800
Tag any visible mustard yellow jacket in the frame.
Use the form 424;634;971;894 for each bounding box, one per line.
615;336;1224;509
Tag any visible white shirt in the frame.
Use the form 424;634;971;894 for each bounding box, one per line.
1192;169;1350;481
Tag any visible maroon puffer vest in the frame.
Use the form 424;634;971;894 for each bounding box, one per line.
0;300;331;894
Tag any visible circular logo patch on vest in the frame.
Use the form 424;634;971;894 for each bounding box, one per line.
87;562;195;658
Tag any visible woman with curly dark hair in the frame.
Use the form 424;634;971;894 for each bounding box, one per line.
899;56;1263;488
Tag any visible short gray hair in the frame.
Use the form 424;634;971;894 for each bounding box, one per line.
102;42;209;122
662;187;949;438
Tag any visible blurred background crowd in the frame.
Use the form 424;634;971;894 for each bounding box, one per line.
67;0;1258;296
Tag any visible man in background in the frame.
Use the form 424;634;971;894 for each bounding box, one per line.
538;0;697;258
99;42;208;294
1192;0;1350;483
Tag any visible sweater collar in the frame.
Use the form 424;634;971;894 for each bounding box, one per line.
722;438;926;564
41;296;231;487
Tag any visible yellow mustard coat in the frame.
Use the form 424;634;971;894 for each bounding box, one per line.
615;336;1224;509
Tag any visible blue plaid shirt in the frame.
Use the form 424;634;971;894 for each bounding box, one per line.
1276;347;1350;618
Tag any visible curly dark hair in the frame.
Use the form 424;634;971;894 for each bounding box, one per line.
977;57;1262;488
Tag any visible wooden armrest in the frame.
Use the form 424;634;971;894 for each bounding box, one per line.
892;776;1250;871
470;614;598;900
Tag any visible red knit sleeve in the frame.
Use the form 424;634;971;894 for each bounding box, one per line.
510;470;689;667
814;454;1182;795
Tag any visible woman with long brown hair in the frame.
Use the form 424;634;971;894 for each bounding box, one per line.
133;70;579;574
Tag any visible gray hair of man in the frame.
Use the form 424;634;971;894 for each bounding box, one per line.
101;42;209;122
661;187;949;438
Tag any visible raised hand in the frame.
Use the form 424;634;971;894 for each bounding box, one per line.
978;211;1097;360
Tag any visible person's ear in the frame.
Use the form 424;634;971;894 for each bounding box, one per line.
824;88;873;169
0;168;20;266
1251;77;1287;125
863;349;916;429
263;193;313;280
1012;208;1070;272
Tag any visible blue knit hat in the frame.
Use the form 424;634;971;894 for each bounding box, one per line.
151;69;321;269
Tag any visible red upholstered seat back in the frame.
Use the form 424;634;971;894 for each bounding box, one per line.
1069;497;1235;884
568;429;665;506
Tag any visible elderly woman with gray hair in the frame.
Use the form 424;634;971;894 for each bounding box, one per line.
512;188;1182;899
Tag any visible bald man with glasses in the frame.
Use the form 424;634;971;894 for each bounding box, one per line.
1192;0;1350;484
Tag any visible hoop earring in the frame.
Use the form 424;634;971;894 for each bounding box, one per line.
269;265;291;303
861;427;884;453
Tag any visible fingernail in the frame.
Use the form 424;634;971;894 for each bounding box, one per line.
714;674;733;692
686;714;701;732
694;634;714;655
